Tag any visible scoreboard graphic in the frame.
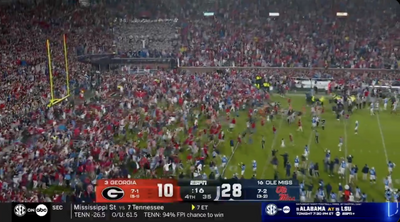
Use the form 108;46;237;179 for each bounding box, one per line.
96;179;299;202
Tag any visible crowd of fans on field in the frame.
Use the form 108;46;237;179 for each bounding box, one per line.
0;0;399;203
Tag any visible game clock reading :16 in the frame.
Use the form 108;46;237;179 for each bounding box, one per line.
180;187;217;201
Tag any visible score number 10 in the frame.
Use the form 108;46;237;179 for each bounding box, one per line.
157;183;174;197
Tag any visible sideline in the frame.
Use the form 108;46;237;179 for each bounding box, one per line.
376;114;389;164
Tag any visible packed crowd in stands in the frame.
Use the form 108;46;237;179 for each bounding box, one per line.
113;20;179;58
0;0;399;202
175;0;400;68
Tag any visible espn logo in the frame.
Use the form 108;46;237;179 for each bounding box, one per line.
12;203;51;222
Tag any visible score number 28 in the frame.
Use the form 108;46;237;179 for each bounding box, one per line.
221;183;242;198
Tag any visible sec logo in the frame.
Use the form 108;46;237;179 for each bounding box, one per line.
14;204;26;217
265;204;278;216
336;212;341;216
101;187;125;200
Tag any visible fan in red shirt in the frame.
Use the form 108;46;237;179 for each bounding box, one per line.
297;119;303;132
248;108;253;118
229;118;236;132
251;122;256;133
202;146;208;158
289;134;294;145
344;189;351;202
274;105;279;114
225;107;231;120
79;90;84;99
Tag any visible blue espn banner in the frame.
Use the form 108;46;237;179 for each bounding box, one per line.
261;202;400;222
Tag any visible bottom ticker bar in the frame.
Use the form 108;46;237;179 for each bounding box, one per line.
7;203;261;222
7;202;400;222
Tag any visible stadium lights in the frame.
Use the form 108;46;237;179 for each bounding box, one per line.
336;12;348;17
269;12;280;17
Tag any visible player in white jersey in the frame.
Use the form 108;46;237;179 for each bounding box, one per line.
304;145;309;160
354;120;359;134
338;137;343;151
384;177;390;191
388;161;396;174
394;191;399;203
330;192;337;202
349;167;356;183
370;103;375;115
384;98;388;110
338;160;346;179
369;167;376;183
294;156;300;169
281;138;285;148
214;166;220;178
324;150;331;163
312;117;317;128
388;175;393;189
240;163;246;176
375;101;379;113
252;160;257;174
221;155;227;168
300;189;306;202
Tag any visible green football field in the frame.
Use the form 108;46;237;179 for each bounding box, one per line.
208;94;399;202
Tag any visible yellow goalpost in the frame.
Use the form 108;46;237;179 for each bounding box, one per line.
46;34;71;107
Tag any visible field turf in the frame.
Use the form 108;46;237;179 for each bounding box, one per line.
206;94;399;202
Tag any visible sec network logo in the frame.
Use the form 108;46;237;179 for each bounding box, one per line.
14;204;27;217
13;203;49;218
265;204;278;216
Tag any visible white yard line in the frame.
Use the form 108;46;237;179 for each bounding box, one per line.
376;114;389;163
307;129;314;152
344;121;349;184
304;128;314;171
261;117;285;178
221;143;240;176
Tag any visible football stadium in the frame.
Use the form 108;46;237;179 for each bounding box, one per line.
0;0;399;211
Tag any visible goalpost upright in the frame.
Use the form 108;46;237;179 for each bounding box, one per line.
46;34;71;107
